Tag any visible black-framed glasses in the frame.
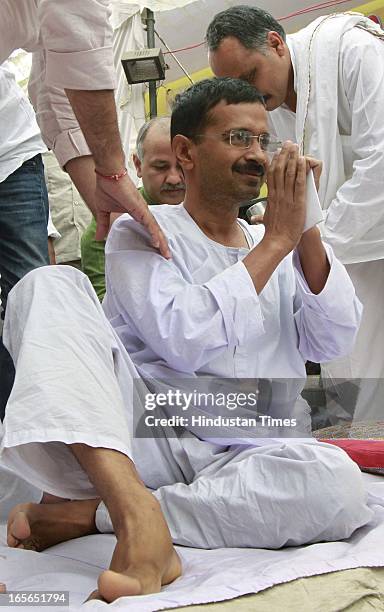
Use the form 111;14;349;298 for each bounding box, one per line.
195;129;282;152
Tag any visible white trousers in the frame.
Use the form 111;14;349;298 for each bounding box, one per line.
321;260;384;422
1;267;373;549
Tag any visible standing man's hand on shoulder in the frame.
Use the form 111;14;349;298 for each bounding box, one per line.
94;172;170;259
65;89;171;259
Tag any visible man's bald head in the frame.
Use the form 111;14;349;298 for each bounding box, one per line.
136;117;171;162
133;117;185;205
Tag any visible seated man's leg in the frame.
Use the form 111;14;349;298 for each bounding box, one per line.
159;442;372;548
98;441;372;549
1;266;180;601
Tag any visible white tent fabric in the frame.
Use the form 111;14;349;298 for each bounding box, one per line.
111;0;198;23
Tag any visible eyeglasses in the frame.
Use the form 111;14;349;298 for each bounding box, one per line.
195;129;282;152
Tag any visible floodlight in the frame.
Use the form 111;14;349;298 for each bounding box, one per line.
121;48;166;84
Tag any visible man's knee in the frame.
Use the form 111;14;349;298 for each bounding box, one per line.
311;443;373;541
237;442;372;546
6;265;95;317
9;265;86;295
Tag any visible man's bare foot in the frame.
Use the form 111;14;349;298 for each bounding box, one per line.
96;540;181;602
7;490;182;602
97;490;181;602
7;499;99;551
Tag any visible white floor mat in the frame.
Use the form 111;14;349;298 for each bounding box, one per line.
0;475;383;611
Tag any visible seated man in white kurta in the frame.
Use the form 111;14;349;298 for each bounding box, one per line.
1;78;373;604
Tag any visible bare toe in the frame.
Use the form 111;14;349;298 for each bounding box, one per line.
7;510;31;548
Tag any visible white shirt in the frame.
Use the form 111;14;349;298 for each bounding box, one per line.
103;205;362;440
0;63;46;183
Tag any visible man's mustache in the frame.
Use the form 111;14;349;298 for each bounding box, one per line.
233;162;265;177
161;183;186;192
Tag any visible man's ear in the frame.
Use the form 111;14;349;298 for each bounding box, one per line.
172;134;195;171
132;153;142;178
266;31;286;57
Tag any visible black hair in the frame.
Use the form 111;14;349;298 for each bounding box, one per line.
206;5;286;52
171;77;265;141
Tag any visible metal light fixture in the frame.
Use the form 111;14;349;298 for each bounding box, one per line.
121;48;166;85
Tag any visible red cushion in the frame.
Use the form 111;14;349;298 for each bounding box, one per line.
320;439;384;470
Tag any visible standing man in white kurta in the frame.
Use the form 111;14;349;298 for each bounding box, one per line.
207;7;384;422
1;78;372;603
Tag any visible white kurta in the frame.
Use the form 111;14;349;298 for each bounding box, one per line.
268;15;384;414
0;205;371;548
102;205;362;444
105;205;361;377
269;19;384;264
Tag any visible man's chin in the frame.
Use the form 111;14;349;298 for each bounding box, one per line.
236;183;262;201
265;99;277;111
264;94;284;111
159;192;185;205
235;173;263;191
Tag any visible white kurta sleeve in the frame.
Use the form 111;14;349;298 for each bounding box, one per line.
105;218;265;373
292;245;362;362
37;0;115;90
322;30;384;262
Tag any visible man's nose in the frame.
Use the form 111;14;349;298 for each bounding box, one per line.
166;167;184;185
243;142;268;164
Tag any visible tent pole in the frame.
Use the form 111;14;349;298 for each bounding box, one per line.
145;9;157;118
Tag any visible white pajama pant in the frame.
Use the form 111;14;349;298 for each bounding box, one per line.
321;260;384;423
1;267;373;549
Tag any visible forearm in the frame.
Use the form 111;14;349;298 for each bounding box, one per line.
65;155;98;217
296;227;330;294
243;238;290;294
65;90;125;174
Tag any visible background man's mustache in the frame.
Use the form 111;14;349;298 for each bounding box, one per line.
161;183;186;192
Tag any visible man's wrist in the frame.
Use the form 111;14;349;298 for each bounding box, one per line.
243;236;292;294
260;234;295;259
94;157;126;176
95;168;127;181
